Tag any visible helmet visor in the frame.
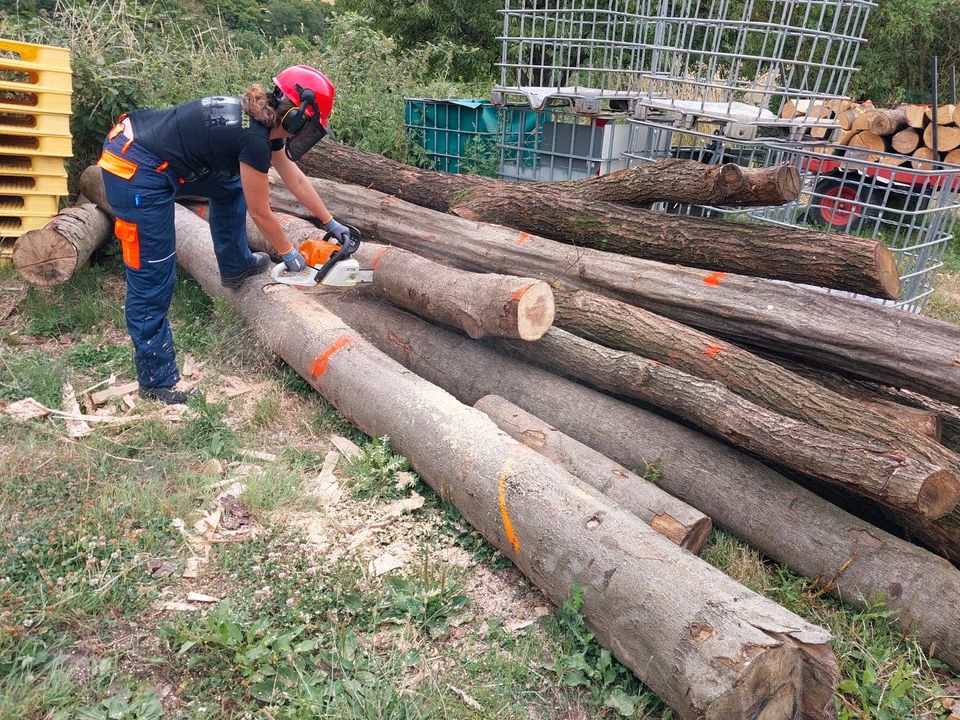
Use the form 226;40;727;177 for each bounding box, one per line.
284;121;327;162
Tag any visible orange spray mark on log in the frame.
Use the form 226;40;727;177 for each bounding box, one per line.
510;282;536;302
516;232;532;246
705;344;724;358
381;196;397;207
703;272;727;286
371;246;390;270
498;457;521;553
310;336;353;379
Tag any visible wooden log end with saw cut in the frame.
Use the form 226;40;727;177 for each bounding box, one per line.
13;204;113;286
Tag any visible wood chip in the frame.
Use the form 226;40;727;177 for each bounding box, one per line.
369;493;425;528
330;434;362;459
90;381;140;405
182;354;198;377
182;556;206;579
447;684;483;712
186;592;219;604
62;384;93;438
161;601;198;612
240;449;277;462
368;552;405;577
5;397;51;420
223;376;255;398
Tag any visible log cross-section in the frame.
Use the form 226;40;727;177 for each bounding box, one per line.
12;203;112;286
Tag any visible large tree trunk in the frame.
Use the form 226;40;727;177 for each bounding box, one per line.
265;178;960;407
302;141;800;209
316;291;960;668
502;327;958;520
298;143;899;299
554;290;959;476
12;204;112;285
172;206;838;720
474;394;713;553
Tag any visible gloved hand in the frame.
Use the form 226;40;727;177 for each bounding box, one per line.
324;217;351;244
281;247;306;272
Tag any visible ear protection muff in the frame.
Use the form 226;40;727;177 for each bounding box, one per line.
279;85;318;135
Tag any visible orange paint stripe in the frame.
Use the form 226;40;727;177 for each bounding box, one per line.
706;344;724;358
510;282;536;302
498;457;521;553
516;231;532;246
381;196;397;206
310;336;353;379
371;246;390;270
703;272;727;287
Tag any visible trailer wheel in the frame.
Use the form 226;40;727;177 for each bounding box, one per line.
806;178;868;230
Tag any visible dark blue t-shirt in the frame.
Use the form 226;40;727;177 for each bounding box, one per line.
129;96;271;179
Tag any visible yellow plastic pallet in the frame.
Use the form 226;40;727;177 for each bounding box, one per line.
0;240;13;266
0;174;69;196
0;88;72;116
0;153;67;177
0;39;70;70
0;64;72;94
0;193;60;214
0;214;53;236
0;133;72;157
0;110;70;137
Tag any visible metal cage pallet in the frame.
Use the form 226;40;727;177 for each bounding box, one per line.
494;0;874;125
624;117;960;312
404;98;502;174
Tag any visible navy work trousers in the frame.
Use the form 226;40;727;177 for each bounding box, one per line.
100;130;256;389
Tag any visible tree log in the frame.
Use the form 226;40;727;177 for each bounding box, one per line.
553;289;949;449
12;204;112;285
945;149;960;166
926;104;956;125
851;107;907;136
315;291;960;669
890;128;921;155
251;213;555;341
911;146;938;171
837;106;868;131
303;141;799;209
172;206;839;720
923;124;960;153
502;327;958;520
905;105;928;129
474;394;712;553
845;131;887;162
297;143;903;298
264;178;960;407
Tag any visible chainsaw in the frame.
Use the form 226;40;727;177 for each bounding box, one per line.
270;224;372;288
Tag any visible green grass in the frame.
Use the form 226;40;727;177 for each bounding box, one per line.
19;268;124;338
0;348;67;407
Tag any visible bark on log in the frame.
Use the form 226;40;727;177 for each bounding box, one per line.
923;124;960;153
891;128;921;155
851;107;907;136
502;327;959;520
474;394;713;553
297;143;903;298
79;165;113;216
316;291;960;669
265;177;960;406
905;105;928;129
837;106;869;131
251;213;555;341
553;289;949;449
12;204;112;285
172;207;839;720
303;141;799;209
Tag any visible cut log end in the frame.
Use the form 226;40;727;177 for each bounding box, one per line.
918;470;960;519
12;229;79;286
651;513;712;554
515;281;556;341
874;245;902;300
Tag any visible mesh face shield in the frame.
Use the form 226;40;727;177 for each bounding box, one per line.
284;120;327;162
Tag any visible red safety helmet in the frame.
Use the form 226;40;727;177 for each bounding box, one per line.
272;65;335;160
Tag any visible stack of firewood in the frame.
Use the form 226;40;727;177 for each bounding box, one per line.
784;98;960;167
26;146;960;719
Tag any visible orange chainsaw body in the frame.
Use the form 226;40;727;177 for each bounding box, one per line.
299;238;341;269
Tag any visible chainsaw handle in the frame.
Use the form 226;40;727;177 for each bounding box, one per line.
316;224;363;282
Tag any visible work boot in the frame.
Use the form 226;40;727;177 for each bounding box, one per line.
222;252;272;289
139;382;199;405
